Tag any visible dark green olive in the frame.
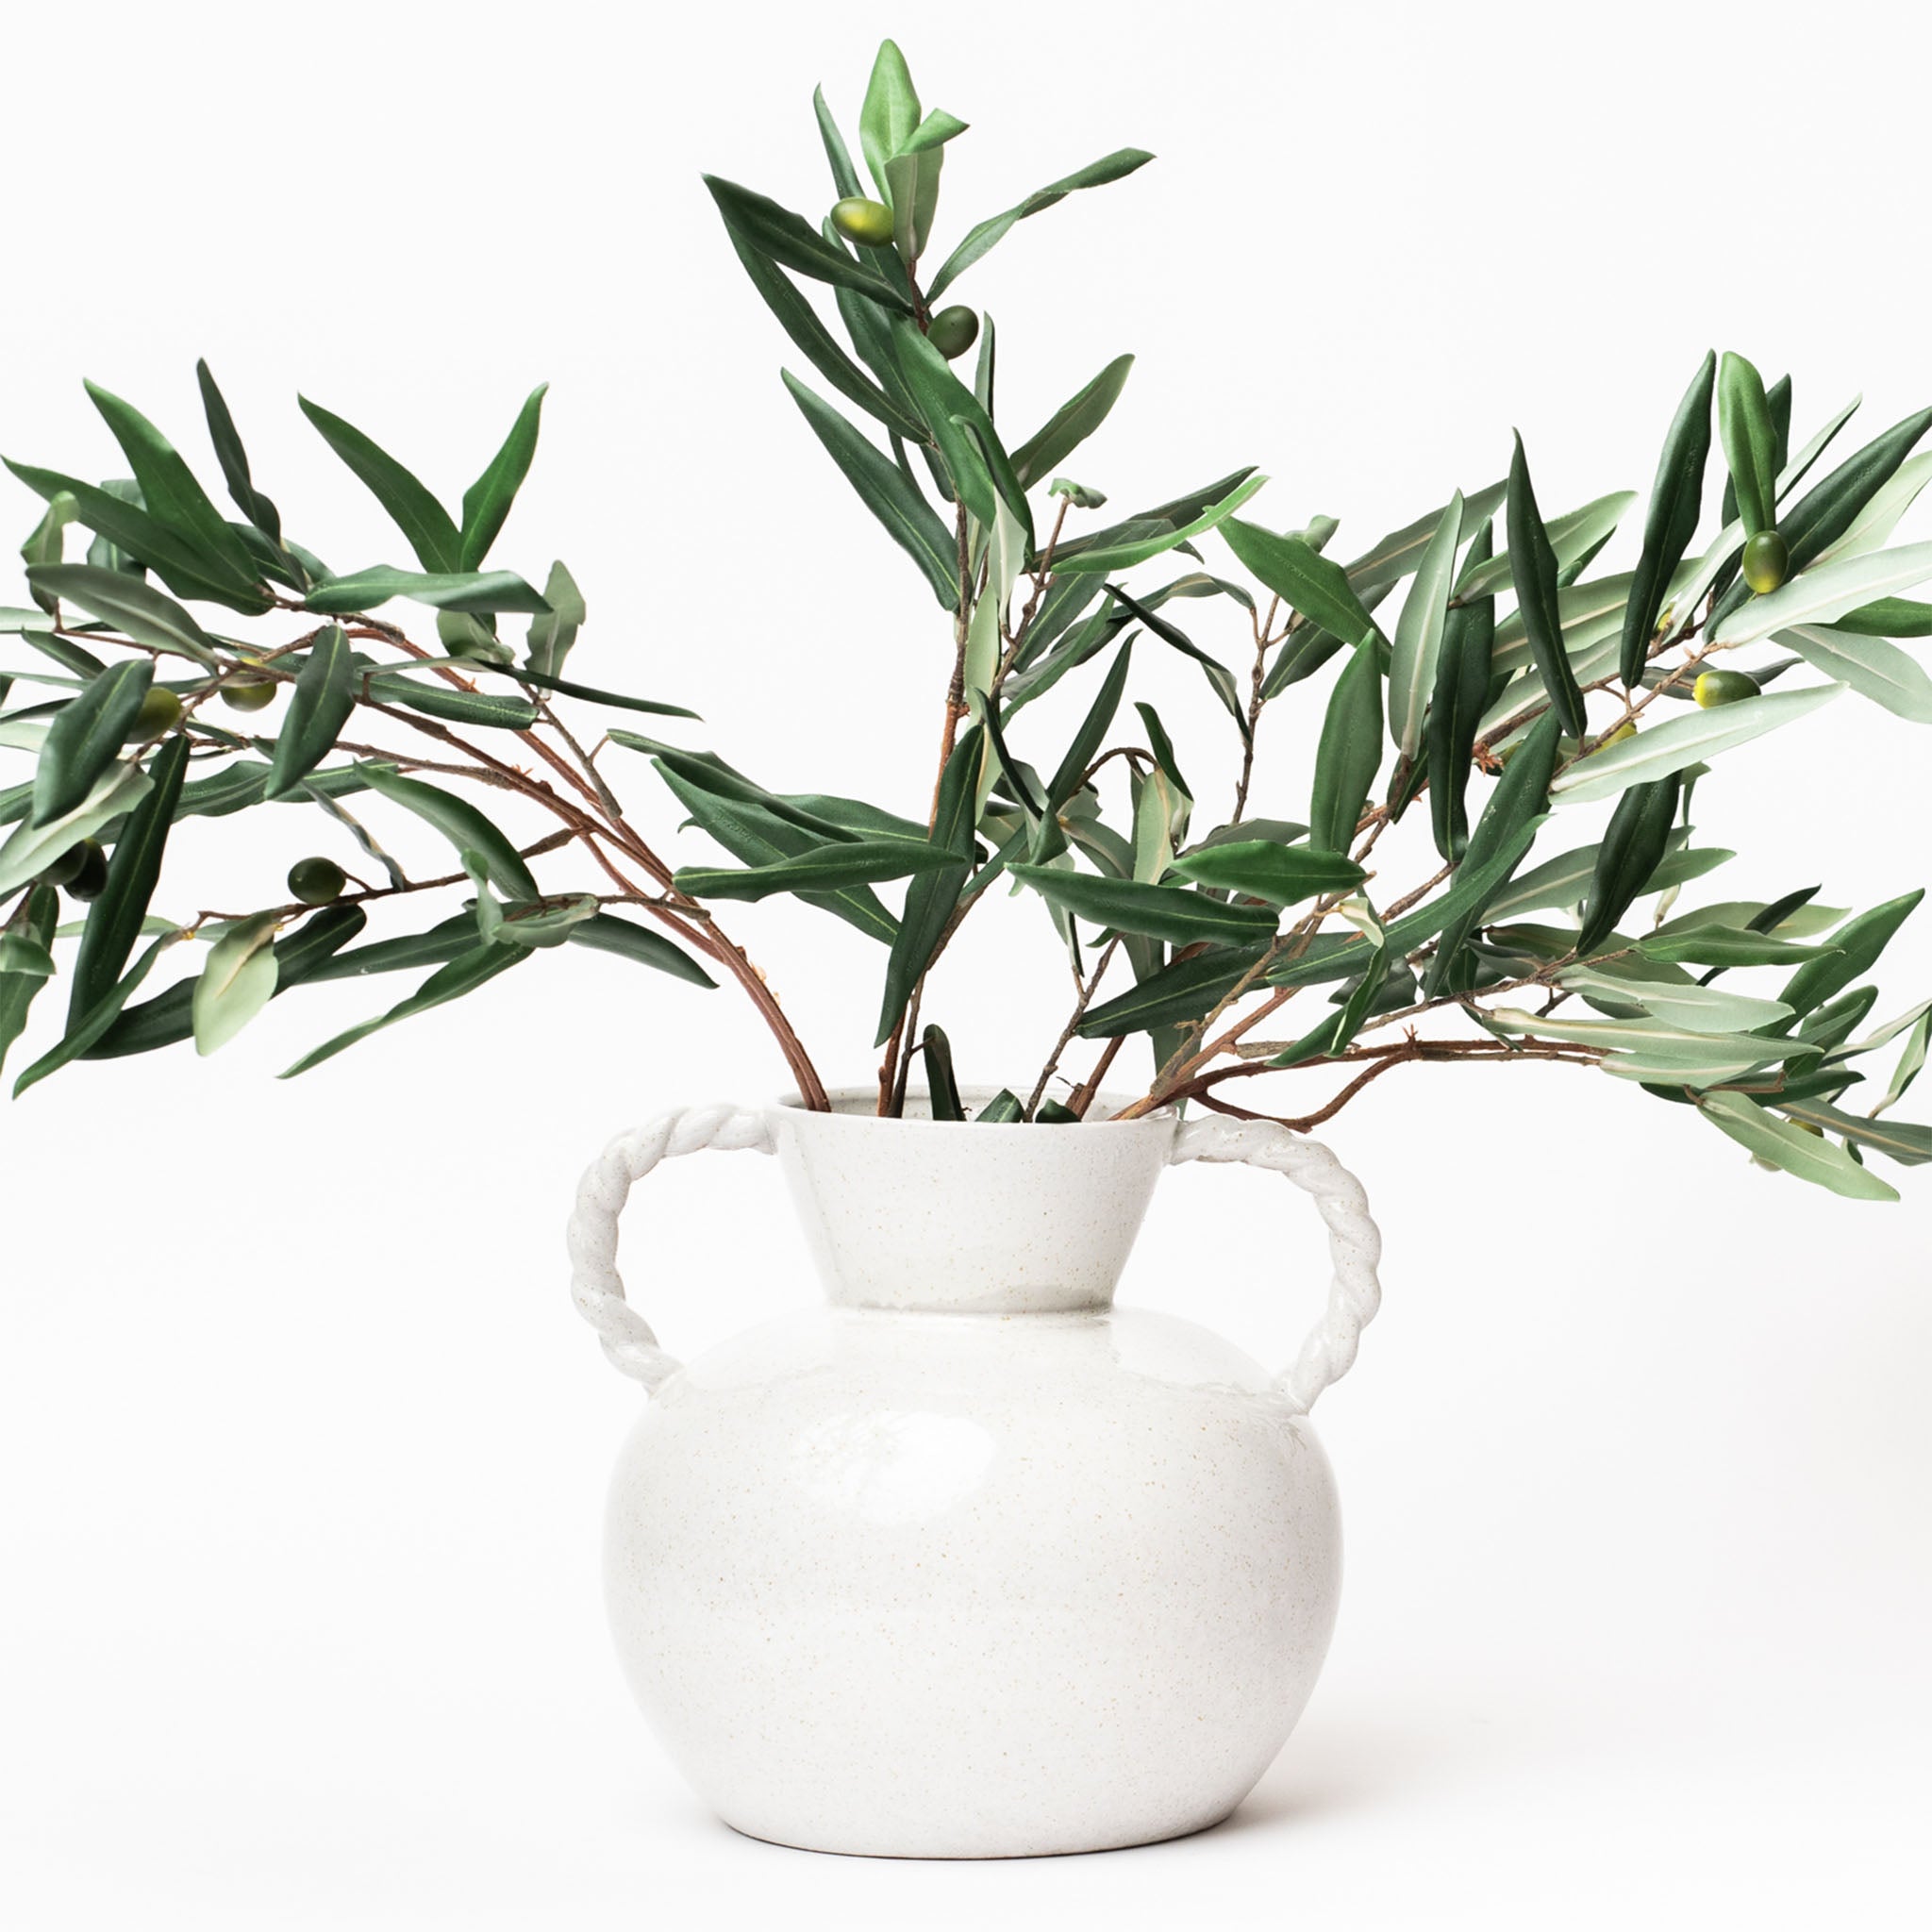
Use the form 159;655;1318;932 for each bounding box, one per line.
124;687;183;742
36;842;89;888
221;674;277;712
1740;528;1789;595
926;305;979;360
1694;668;1762;708
287;856;347;906
830;196;896;246
66;841;109;901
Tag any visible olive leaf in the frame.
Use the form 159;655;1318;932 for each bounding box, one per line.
192;911;282;1055
1078;942;1269;1038
1623;352;1716;687
25;564;217;665
1101;587;1244;740
1428;521;1494;861
1775;1098;1932;1167
298;396;460;571
725;232;923;440
0;758;152;901
85;906;367;1060
874;724;982;1046
458;386;546;571
674;836;967;902
1697;1091;1899;1202
195;359;281;542
31;658;152;825
1053;472;1267;576
1833;597;1932;638
1454;491;1636;601
1008;866;1278;946
1778;624;1932;724
1506;434;1588;741
1421;712;1560;996
0;883;58;1074
1636;925;1839;968
1012;357;1133;491
1167;841;1364;906
781;372;959;609
303;566;551;616
5;461;269;612
1307;636;1383;855
1221;517;1382;649
1780;890;1924;1017
524;562;588;680
567;913;716;988
858;37;922;200
1271;904;1390;1067
83;382;261;587
1772;406;1932;578
704;175;916;313
884;108;968;264
921;1022;964;1119
925;148;1154;300
1576;773;1681;955
1549;686;1840;806
12;925;191;1097
813;85;864;200
647;756;898;943
265;625;355;800
364;674;539;730
1387;491;1460;759
1716;351;1779;538
67;734;189;1022
280;941;531;1078
355;764;539;900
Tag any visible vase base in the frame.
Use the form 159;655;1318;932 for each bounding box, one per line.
720;1806;1240;1861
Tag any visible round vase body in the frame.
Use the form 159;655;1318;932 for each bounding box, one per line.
598;1092;1345;1859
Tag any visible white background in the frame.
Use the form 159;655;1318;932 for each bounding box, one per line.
3;1;1928;1925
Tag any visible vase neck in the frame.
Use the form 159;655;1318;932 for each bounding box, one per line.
769;1090;1176;1315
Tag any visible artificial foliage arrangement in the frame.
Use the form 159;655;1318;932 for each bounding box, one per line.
3;41;1931;1202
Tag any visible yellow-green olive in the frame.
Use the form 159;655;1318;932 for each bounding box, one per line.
66;841;109;901
1741;528;1789;594
830;196;896;246
124;687;183;742
1599;720;1638;748
1694;668;1761;708
287;856;347;906
221;675;277;712
926;306;979;360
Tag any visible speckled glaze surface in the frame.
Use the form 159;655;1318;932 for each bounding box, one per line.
586;1090;1376;1859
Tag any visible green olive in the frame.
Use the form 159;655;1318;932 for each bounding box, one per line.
1599;720;1638;748
1741;528;1789;594
830;196;896;246
36;842;89;888
66;841;109;902
221;674;277;712
926;305;979;360
124;687;184;742
1694;668;1761;708
287;856;347;906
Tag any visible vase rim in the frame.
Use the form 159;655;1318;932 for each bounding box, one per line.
775;1085;1173;1128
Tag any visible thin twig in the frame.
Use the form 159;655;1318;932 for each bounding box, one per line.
1024;936;1121;1118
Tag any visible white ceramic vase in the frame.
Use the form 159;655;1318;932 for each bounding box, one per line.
567;1089;1383;1859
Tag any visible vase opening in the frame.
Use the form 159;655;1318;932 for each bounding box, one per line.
769;1086;1176;1316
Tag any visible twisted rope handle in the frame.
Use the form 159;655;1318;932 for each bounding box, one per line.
1169;1115;1383;1415
567;1104;774;1390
